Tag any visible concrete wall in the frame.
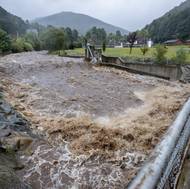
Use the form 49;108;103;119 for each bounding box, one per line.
101;55;185;81
181;65;190;82
122;63;182;80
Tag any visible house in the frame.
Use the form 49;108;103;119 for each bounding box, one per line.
163;39;183;46
147;39;153;48
185;40;190;45
114;42;123;48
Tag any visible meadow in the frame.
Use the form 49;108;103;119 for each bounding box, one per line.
66;46;190;63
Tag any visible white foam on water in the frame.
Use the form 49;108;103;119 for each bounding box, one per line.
22;142;146;189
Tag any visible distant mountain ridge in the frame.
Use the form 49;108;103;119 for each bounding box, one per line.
35;11;129;35
0;6;27;35
145;0;190;42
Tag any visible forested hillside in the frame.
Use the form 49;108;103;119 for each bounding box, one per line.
35;11;129;35
0;6;27;35
145;0;190;42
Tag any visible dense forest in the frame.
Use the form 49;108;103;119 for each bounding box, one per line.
145;0;190;42
0;6;27;35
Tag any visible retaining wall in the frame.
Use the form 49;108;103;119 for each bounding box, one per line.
101;55;190;81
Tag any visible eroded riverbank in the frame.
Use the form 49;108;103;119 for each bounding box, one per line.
0;51;189;188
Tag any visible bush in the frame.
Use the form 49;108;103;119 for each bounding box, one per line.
11;39;24;53
11;38;33;53
154;45;167;64
23;42;33;51
0;29;11;53
140;46;149;56
172;48;187;64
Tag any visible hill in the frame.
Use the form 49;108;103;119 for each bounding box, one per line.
35;11;129;35
0;6;27;35
145;0;190;42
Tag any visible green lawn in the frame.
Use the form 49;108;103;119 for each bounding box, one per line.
66;49;85;56
65;46;190;62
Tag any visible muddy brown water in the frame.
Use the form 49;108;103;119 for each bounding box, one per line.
0;51;189;189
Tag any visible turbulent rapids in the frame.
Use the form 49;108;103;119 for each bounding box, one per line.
0;51;190;188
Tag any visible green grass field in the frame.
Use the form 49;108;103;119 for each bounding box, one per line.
65;46;190;63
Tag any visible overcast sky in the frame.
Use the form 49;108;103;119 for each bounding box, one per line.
0;0;185;31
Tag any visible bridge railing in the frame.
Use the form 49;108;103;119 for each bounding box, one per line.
128;98;190;189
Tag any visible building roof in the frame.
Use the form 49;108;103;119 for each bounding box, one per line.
163;39;180;44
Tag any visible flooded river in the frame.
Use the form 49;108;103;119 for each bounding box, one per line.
0;51;189;188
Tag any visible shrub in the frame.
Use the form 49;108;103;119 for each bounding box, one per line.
154;45;167;64
11;39;24;53
173;48;187;64
140;46;149;56
23;42;33;51
11;38;33;53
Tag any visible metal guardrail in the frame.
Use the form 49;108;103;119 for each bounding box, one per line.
128;98;190;189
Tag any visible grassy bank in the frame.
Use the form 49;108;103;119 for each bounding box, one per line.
65;46;190;63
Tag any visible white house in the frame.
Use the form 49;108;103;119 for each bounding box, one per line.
147;39;153;48
114;42;123;48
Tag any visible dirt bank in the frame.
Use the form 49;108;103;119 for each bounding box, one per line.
0;51;189;188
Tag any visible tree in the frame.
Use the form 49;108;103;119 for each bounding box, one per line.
140;46;149;56
72;29;79;42
65;27;74;49
116;30;122;38
85;27;107;45
154;45;167;64
24;32;41;51
102;41;106;52
137;29;149;44
115;30;122;43
0;29;11;53
40;27;65;51
127;32;137;54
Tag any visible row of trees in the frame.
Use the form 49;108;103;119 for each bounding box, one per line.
0;25;82;54
85;27;130;47
84;27;152;54
0;23;149;55
0;23;131;54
